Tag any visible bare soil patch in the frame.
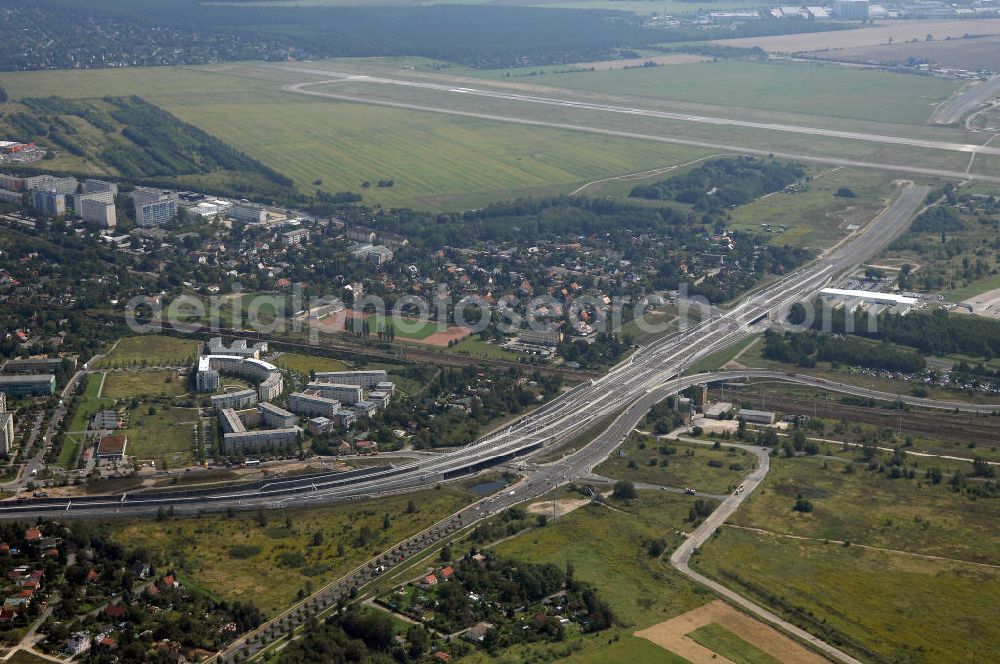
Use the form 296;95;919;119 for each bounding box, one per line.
714;19;1000;53
635;599;828;664
831;36;1000;71
963;286;1000;319
526;497;593;518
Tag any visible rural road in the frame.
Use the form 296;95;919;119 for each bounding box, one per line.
932;75;1000;125
282;80;1000;186
668;438;864;664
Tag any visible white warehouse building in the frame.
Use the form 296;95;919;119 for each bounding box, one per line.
819;288;917;309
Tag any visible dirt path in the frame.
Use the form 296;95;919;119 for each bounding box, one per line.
635;599;829;664
724;524;1000;570
568;153;734;196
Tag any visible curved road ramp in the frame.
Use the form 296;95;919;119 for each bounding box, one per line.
932;75;1000;125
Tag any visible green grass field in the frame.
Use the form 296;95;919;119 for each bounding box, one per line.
494;490;712;628
101;369;188;399
684;334;759;374
597;436;752;494
687;623;781;664
445;335;520;361
0;64;715;210
55;433;83;470
459;490;718;663
94;335;199;369
274;352;351;376
694;527;1000;663
67;373;114;432
727;167;897;250
946;272;1000;301
211;0;759;13
730;455;1000;566
125;404;200;468
5;651;53;664
107;488;472;616
470;59;960;126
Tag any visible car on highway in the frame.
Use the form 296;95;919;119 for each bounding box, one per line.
684;487;696;495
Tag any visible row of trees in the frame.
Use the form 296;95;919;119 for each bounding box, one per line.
762;329;926;373
630;157;806;211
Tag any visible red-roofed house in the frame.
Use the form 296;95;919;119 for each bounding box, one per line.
439;566;454;580
105;604;127;620
420;574;438;587
23;528;41;543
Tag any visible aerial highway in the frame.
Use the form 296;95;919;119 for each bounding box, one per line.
0;183;935;521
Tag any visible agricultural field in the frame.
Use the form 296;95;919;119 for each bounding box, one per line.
687;623;782;664
106;488;473;616
694;527;1000;663
100;369;187;399
830;35;1000;72
124;404;200;469
713;18;1000;53
93;335;198;369
597;435;754;494
730;455;1000;566
470;59;960;126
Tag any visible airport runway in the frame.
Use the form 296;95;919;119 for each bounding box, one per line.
280;76;1000;185
273;64;1000;156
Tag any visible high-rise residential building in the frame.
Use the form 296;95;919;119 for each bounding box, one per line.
78;197;117;229
83;179;118;196
131;188;178;227
0;413;13;457
31;190;66;217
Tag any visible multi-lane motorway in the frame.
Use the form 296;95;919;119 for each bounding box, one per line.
0;183;930;522
0;183;958;663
